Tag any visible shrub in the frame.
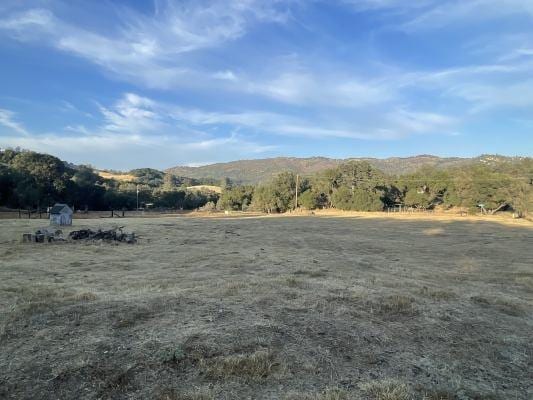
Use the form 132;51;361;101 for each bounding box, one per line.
332;187;384;211
199;201;216;212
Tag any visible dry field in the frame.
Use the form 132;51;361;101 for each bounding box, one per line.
0;215;532;399
97;171;137;182
187;185;223;194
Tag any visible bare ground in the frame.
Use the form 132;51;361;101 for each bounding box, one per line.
0;215;532;399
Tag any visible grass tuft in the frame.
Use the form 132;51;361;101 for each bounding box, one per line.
156;387;214;400
360;379;411;400
294;269;328;278
418;287;455;300
374;295;415;316
73;291;98;301
284;387;352;400
201;350;279;381
157;345;186;364
470;295;525;316
285;277;303;288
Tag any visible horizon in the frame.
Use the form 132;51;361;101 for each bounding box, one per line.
2;146;530;172
1;1;533;169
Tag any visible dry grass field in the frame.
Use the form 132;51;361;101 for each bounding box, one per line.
97;171;137;182
187;185;223;194
0;215;532;399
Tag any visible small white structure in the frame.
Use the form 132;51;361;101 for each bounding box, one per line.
49;203;73;226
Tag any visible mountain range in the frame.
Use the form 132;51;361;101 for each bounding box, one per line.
166;154;524;184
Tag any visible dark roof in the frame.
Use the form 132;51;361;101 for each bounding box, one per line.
50;204;72;214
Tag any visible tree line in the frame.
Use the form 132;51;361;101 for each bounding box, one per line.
1;149;531;216
0;149;218;211
222;159;532;216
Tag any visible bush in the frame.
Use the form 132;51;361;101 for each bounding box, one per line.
199;201;216;212
332;187;383;211
299;190;319;210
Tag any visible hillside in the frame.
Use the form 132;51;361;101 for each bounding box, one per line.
186;185;222;194
97;171;137;182
167;157;341;184
166;155;521;184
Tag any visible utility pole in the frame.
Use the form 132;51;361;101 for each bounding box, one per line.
136;185;139;211
295;174;299;210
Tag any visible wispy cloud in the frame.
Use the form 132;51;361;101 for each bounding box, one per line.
342;0;533;29
245;71;393;107
0;108;29;136
98;93;165;133
0;2;290;89
390;58;533;111
0;107;275;169
402;0;533;31
341;0;436;13
0;1;531;164
1;90;458;168
2;0;530;112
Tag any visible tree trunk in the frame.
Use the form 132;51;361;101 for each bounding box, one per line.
490;203;507;215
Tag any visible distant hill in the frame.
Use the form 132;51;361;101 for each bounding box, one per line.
97;171;137;182
186;185;222;194
167;155;524;184
167;157;341;184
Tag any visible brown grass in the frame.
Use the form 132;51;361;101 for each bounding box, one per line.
284;388;353;400
156;387;214;400
418;287;456;300
186;185;222;194
470;295;526;316
360;379;411;400
373;295;416;316
201;350;280;381
0;215;531;399
97;171;137;182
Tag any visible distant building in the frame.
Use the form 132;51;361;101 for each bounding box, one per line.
49;203;73;226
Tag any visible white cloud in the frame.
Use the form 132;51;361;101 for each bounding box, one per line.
161;96;456;139
343;0;533;28
246;71;393;107
1;1;529;164
342;0;436;12
3;0;529;114
0;93;280;169
0;8;54;34
0;125;275;171
0;1;289;89
401;0;533;31
212;70;238;81
444;80;533;111
385;109;456;134
0;108;29;136
0;132;275;170
1;91;458;170
98;93;165;133
94;92;385;139
387;57;533;111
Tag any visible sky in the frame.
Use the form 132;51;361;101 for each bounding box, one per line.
0;0;532;170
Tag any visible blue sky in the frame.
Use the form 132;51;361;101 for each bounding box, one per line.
0;0;532;170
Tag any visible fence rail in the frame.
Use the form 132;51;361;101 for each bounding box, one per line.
0;209;197;220
0;209;49;219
